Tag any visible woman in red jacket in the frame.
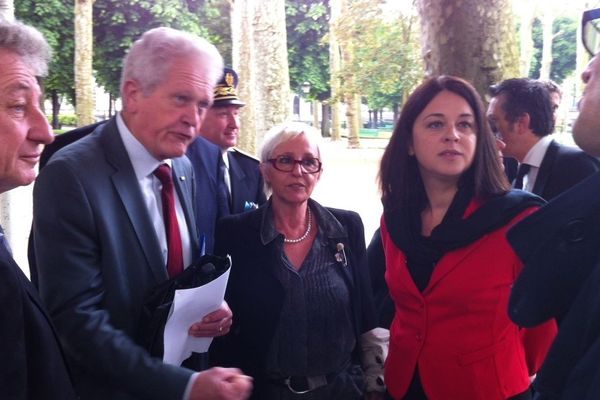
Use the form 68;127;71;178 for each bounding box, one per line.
378;76;557;400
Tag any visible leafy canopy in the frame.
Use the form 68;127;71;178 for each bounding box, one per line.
286;0;330;101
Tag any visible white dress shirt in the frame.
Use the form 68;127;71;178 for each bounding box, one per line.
116;113;192;269
519;135;553;193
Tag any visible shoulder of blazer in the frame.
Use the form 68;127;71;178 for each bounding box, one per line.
325;207;363;233
187;136;221;166
230;148;260;163
219;206;264;233
43;118;120;172
172;155;193;174
550;140;599;167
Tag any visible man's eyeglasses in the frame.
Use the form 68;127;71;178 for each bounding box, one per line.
267;156;322;174
582;8;600;56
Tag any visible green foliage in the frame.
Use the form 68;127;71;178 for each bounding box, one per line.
199;0;232;66
15;0;75;104
93;0;219;98
46;114;78;127
286;0;330;101
529;16;577;83
334;0;422;110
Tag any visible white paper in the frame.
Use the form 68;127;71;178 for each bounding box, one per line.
162;267;231;366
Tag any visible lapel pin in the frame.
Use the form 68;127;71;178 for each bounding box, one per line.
179;176;186;181
335;243;348;267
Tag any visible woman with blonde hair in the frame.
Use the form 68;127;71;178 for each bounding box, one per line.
211;123;385;399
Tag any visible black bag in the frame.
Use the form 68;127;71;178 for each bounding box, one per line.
137;254;231;359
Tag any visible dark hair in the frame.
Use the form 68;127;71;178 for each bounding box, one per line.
538;79;562;99
379;75;509;211
488;78;554;137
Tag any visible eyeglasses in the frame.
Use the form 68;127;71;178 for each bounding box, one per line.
582;8;600;56
267;155;322;174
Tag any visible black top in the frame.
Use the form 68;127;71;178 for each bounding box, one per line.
210;199;376;399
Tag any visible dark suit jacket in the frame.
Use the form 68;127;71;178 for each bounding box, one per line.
186;136;223;253
210;199;376;399
0;241;76;400
366;228;394;329
227;149;266;214
40;122;104;169
531;140;600;200
33;118;199;400
504;156;518;183
29;122;105;287
508;171;600;399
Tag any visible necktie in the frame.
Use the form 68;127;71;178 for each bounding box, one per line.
513;163;531;190
153;164;183;278
218;156;232;217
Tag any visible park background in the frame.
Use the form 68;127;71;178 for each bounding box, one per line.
0;0;597;274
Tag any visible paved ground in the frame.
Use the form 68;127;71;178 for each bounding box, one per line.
312;137;387;244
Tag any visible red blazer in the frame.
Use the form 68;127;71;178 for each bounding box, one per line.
382;201;557;400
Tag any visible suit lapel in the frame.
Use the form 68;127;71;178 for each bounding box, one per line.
101;119;166;282
532;140;558;197
425;239;485;293
172;158;200;256
0;243;59;335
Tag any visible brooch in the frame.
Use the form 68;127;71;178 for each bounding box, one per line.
335;243;348;267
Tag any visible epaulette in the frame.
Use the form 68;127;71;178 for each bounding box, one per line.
232;147;260;162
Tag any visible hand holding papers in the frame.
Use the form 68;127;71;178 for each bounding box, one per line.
137;254;232;363
163;267;231;366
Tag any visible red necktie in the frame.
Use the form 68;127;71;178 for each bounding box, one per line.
153;164;184;278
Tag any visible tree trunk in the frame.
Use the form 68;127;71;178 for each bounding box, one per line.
74;0;95;126
51;90;61;129
417;0;519;99
339;0;360;148
321;102;331;137
231;0;290;154
345;94;360;148
0;0;13;21
312;100;319;130
329;0;342;141
253;0;290;147
519;3;535;76
539;8;554;80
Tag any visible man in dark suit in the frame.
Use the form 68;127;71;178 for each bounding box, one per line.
33;27;251;400
185;134;223;253
506;10;600;398
190;67;266;217
28;121;103;287
35;120;223;256
39;121;104;169
0;20;76;399
487;77;599;200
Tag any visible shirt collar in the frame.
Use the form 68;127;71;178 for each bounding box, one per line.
116;112;172;179
221;149;230;169
259;199;347;245
522;135;553;168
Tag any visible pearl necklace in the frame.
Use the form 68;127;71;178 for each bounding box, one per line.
283;207;312;244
